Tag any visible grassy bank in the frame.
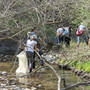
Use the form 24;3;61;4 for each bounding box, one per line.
57;41;90;72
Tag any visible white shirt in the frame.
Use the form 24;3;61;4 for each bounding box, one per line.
78;25;88;31
26;40;37;52
57;28;64;36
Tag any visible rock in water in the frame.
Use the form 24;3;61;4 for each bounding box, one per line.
41;68;46;71
2;71;7;76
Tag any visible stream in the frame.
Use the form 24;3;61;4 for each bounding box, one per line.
0;61;90;90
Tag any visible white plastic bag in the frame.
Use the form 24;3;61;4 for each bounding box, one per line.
16;51;28;76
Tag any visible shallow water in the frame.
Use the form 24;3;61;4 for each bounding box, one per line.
0;61;90;90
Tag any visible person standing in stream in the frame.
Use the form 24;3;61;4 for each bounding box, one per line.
25;35;38;73
27;27;44;69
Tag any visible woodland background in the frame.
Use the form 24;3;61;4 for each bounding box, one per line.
0;0;90;41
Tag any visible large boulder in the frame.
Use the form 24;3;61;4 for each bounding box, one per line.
0;39;18;55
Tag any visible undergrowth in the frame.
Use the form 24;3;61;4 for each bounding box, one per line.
57;41;90;72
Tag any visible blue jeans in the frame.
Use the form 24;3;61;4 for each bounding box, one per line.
77;33;88;44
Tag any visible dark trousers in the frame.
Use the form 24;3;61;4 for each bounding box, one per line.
64;36;71;47
57;36;64;44
33;51;36;69
26;51;34;69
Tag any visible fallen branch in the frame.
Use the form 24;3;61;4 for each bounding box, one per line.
44;61;61;90
62;81;90;90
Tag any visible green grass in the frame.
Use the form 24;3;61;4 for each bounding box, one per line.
58;41;90;72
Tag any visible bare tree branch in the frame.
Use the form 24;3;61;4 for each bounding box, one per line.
62;81;90;90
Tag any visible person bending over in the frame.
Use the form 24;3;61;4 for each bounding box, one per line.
76;24;89;47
